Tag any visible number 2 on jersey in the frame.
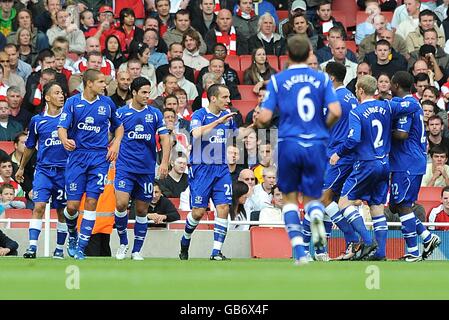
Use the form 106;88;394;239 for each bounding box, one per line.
372;119;384;148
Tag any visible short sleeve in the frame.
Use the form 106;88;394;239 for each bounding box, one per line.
25;117;37;149
260;75;278;112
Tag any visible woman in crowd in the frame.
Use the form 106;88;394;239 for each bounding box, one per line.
375;73;392;100
16;28;38;66
7;9;49;53
103;34;126;70
243;47;277;93
230;180;250;231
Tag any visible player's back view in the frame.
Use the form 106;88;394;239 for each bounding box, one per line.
257;34;342;265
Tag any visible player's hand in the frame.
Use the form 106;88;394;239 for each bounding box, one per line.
217;112;236;124
158;162;169;179
62;139;76;151
0;247;10;256
15;168;25;184
329;153;340;165
107;141;120;162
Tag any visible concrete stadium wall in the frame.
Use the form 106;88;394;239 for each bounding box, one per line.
6;229;252;258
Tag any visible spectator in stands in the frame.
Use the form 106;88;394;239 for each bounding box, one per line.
34;0;61;34
84;5;125;52
0;98;22;141
406;10;446;54
192;0;218;38
199;57;241;100
8;86;31;129
413;72;430;101
51;36;74;69
5;44;31;83
10;131;25;169
247;166;276;213
278;0;307;38
258;184;283;226
158;153;189;198
153;74;179;111
315;27;357;64
233;0;259;45
198;42;240;85
409;29;449;71
119;43;157;93
173;88;192;121
0;0;16;37
422;86;447;124
143;28;168;70
79;9;95;35
422;99;437;132
0;51;24;96
24;68;57;113
192;72;218;111
0;183;25;209
347;61;372;94
10;130;34;197
366;39;406;79
427;115;449;161
165;94;190;131
0;229;18;256
357;0;398;12
427;185;449;231
142;16;169;54
307;53;319;70
182;29;210;71
110;70;132;108
311;0;346;47
283;12;319;51
0;158;23;197
252;141;275;183
355;1;384;45
53;46;74;82
15;28;38;67
73;37;116;79
7;8;49;54
156;42;195;83
147;182;181;227
422;145;449;186
320;39;357;86
205;9;248;55
412;58;443;88
46;9;86;55
375;73;393;100
243;47;277;92
243;85;276;126
153;0;175;38
396;0;422;40
163;9;207;55
243;127;258;167
249;13;286;57
227;144;245;183
412;47;446;88
157;57;198;100
358;25;409;63
230;180;250;230
103;34;126;70
238;168;257;215
115;8;144;55
161;105;189;155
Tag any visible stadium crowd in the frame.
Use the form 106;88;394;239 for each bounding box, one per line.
0;0;449;251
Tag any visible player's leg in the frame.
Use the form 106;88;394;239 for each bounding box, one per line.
24;169;52;258
179;165;211;260
389;172;420;261
367;204;387;261
282;192;307;265
52;169;68;259
114;170;134;259
210;166;233;260
54;208;68;259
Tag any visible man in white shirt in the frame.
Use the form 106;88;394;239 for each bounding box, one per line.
395;0;422;39
246;166;276;213
320;40;357;86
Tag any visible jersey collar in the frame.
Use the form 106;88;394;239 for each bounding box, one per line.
81;93;100;104
288;63;309;69
129;102;148;112
205;106;222;117
43;105;63;118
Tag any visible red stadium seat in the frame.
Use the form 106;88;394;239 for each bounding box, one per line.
332;1;357;27
168;197;180;209
239;55;252;72
231;100;257;120
203;54;213;61
237;85;258;100
250;227;292;258
276;10;289;21
418;187;443;201
332;11;347;31
267;55;280;71
225;55;240;71
235;70;244;84
345;40;357;53
279;55;288;70
4;209;58;228
0;141;14;154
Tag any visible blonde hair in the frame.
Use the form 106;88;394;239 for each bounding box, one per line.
356;75;378;96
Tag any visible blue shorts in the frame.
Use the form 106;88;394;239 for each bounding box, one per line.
323;162;353;196
189;164;232;208
341;159;390;206
277;140;326;198
115;169;154;202
389;172;423;207
32;166;66;209
65;150;109;201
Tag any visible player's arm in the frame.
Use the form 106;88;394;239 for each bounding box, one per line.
256;76;276;128
389;99;420;119
191;112;237;139
331;111;361;165
15;147;35;184
326;102;342;128
158;133;171;179
57;101;76;151
107;124;124;162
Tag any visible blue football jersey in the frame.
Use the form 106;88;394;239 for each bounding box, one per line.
261;64;338;142
337;98;420;160
26;111;68;168
116;104;168;174
390;95;427;175
327;86;358;164
190;107;237;165
57;94;122;151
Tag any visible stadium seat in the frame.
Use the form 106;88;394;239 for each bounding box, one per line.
332;1;358;27
276;10;289;21
237;85;258;100
267;55;280;71
168;197;181;209
225;55;240;71
4;209;57;228
239;55;252;72
0;141;14;154
231;100;256;120
418;187;443;201
203;54;213;61
250;227;292;258
279;55;288;70
236;70;244;84
345;40;357;53
332;11;347;32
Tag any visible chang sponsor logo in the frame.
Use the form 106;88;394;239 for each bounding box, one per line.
128;124;152;140
77;116;101;133
44;130;63;147
209;128;227;143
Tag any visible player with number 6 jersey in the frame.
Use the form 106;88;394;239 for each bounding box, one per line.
113;77;171;261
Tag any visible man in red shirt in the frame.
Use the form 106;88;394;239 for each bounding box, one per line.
427;186;449;231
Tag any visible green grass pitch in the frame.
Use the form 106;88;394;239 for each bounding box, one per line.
1;258;449;300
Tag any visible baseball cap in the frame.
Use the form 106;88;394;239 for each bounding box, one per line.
291;0;307;12
99;6;114;14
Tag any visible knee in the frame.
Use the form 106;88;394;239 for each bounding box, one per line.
116;202;128;213
33;204;46;217
66;203;79;215
84;198;98;211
